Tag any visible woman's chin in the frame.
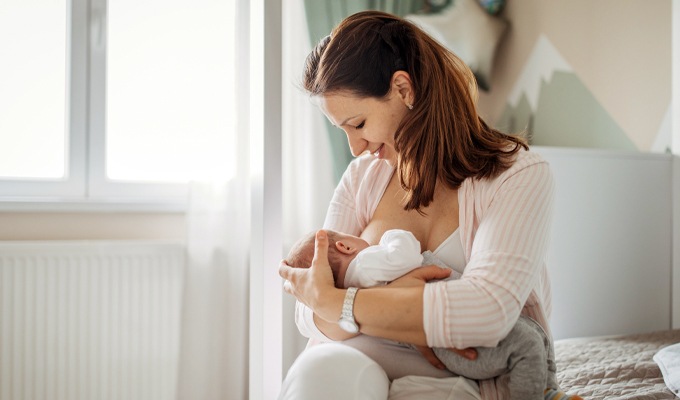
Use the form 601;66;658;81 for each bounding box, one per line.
383;158;396;167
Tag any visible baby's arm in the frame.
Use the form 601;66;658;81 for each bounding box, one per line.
344;229;423;287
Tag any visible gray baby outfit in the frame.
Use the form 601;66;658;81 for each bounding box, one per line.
342;251;558;400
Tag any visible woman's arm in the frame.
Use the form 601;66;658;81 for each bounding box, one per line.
293;300;356;341
281;230;452;346
312;312;357;341
424;159;555;349
292;156;368;341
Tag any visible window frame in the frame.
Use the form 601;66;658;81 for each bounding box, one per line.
0;0;233;211
87;0;188;202
0;0;87;201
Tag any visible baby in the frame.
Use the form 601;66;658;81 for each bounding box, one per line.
286;229;582;400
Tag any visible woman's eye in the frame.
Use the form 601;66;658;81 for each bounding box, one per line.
356;121;365;129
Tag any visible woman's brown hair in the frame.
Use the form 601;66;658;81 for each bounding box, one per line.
303;10;527;212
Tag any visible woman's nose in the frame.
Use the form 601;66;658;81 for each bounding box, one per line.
345;134;367;157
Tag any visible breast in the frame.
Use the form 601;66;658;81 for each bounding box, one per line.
360;177;459;252
360;215;428;251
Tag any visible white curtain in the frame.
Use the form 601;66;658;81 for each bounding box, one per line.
175;0;250;397
177;179;250;400
281;0;337;374
174;0;338;395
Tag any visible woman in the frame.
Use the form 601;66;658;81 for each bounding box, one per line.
278;10;555;400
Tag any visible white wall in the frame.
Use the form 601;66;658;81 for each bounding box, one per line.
671;0;680;329
535;147;673;339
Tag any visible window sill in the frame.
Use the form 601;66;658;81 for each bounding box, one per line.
0;197;187;213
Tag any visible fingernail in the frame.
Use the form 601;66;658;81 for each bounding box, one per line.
317;231;326;239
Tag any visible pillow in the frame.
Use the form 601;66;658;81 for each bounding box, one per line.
654;343;680;395
406;0;508;91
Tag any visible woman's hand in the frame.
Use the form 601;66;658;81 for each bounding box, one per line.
390;266;478;364
279;230;338;319
414;345;478;370
386;264;452;289
414;345;447;370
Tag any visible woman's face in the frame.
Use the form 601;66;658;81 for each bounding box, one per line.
318;88;410;166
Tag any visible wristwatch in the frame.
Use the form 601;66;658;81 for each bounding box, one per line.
338;287;360;333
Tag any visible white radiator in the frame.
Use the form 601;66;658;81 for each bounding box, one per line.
0;241;185;400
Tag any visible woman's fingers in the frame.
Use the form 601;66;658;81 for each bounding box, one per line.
414;344;477;369
279;260;297;296
388;265;452;288
282;279;293;294
278;230;336;309
448;347;478;361
408;265;452;281
279;260;293;280
413;345;446;370
310;230;335;287
311;230;329;265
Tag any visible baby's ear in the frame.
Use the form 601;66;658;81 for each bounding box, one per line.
335;240;358;255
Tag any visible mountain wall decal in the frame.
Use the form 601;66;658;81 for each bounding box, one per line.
497;36;638;151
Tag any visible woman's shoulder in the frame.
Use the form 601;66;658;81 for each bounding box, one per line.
460;148;554;218
465;148;552;192
512;147;549;169
498;147;550;180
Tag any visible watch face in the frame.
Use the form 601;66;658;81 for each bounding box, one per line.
339;318;359;334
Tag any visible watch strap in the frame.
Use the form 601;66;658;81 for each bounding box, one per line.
341;287;359;324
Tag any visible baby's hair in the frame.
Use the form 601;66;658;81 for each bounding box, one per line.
285;232;316;270
285;230;346;284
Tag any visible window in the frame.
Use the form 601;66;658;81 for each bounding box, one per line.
0;0;237;206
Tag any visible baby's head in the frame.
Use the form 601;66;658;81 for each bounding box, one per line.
286;230;370;288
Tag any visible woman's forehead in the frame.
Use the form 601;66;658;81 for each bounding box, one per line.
319;93;379;125
319;94;358;124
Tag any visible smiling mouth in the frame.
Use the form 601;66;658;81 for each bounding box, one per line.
373;144;384;158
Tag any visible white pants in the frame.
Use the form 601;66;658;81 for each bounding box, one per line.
278;343;482;400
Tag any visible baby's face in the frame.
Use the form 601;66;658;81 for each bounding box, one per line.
333;233;370;288
334;232;371;254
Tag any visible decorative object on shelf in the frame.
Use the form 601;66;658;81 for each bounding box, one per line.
478;0;505;15
406;0;508;91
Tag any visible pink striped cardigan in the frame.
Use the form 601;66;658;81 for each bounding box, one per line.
297;149;555;399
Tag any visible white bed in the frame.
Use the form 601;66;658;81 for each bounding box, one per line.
535;147;679;399
555;330;679;399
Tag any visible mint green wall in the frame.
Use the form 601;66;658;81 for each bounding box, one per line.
302;0;437;182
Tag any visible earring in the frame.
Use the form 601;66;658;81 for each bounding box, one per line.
407;103;414;110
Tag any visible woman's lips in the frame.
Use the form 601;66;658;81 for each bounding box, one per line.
373;144;385;159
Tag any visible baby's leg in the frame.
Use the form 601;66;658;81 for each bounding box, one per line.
432;316;547;400
501;317;549;400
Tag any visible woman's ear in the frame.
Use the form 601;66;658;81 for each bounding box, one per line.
335;240;359;255
391;70;414;109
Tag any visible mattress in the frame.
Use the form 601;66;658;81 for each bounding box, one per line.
555;329;680;399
